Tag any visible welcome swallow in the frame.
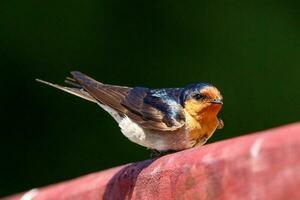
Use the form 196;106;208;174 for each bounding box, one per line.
37;71;223;152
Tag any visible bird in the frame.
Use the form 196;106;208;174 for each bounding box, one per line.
37;71;223;152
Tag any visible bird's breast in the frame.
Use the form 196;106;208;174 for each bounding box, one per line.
184;109;219;146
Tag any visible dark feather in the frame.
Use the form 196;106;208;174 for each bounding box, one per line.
38;71;185;131
71;71;185;131
71;71;131;114
121;87;185;131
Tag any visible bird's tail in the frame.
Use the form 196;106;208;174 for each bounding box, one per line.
37;71;132;115
36;77;98;103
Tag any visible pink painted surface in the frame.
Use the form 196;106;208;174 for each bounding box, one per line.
4;122;300;200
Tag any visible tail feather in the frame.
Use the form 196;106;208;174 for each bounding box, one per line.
36;79;98;103
71;71;103;85
64;77;82;88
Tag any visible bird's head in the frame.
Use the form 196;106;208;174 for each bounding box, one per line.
180;83;223;118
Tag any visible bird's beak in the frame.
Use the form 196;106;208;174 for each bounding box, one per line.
210;99;223;105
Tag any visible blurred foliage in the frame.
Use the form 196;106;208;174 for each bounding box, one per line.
0;0;300;197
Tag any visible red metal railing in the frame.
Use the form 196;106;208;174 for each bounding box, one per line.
4;122;300;200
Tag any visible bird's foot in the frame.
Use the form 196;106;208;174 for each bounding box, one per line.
150;149;177;158
217;118;224;129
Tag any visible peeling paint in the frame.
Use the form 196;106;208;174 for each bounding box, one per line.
250;138;267;172
20;189;38;200
250;138;263;158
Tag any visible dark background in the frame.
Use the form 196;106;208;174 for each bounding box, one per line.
1;0;300;197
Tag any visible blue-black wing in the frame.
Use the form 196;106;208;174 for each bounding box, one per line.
121;87;185;131
69;71;185;131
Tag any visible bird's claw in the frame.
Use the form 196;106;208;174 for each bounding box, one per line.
217;118;224;129
150;149;177;158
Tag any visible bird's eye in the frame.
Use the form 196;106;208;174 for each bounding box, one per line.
193;93;205;100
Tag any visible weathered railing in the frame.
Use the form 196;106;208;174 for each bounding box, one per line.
4;122;300;200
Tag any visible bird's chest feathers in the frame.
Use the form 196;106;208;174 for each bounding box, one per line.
184;101;219;143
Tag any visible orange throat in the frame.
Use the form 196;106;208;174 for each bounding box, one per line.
184;101;222;145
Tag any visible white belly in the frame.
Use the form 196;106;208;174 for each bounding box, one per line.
98;103;189;151
118;116;147;143
119;116;189;151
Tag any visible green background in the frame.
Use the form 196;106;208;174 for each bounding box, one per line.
1;0;300;197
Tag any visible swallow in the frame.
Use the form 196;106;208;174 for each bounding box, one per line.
37;71;223;152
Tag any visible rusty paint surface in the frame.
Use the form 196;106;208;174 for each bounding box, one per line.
3;122;300;200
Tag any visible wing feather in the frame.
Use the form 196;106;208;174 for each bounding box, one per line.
38;71;185;132
71;71;185;131
71;71;131;114
121;87;185;131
